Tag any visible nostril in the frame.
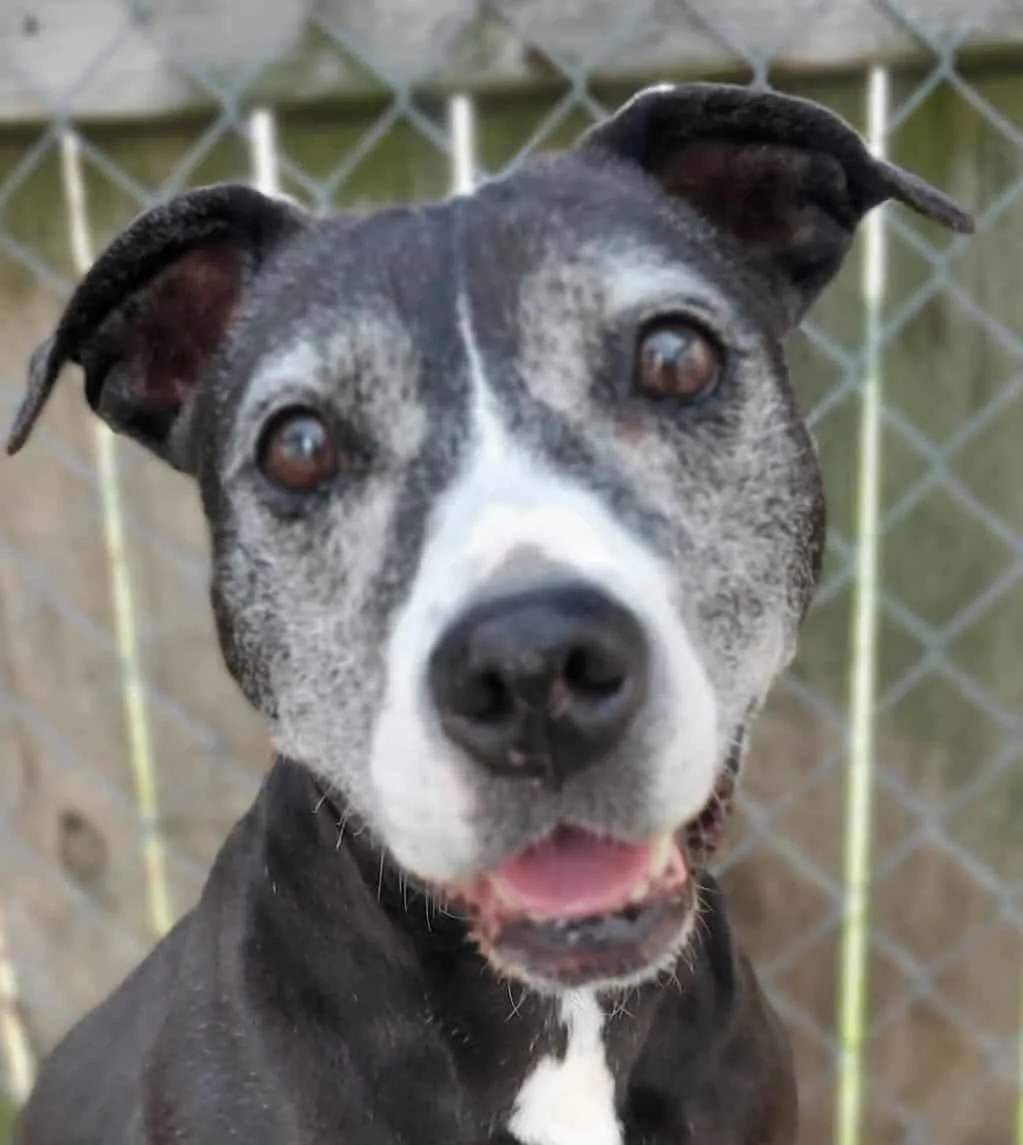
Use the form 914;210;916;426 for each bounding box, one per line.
562;643;627;701
457;668;514;723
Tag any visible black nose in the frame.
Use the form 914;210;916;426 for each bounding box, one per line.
428;584;649;785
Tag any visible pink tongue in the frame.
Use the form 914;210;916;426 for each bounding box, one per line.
491;827;653;921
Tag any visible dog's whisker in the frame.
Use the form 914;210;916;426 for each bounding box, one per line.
505;982;527;1022
334;809;352;851
608;990;636;1021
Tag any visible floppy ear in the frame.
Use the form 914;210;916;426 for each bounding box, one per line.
580;83;974;329
6;183;307;468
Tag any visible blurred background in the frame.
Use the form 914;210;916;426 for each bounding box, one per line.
0;2;1020;1144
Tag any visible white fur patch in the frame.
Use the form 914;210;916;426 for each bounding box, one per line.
601;261;720;317
508;992;622;1145
366;288;719;884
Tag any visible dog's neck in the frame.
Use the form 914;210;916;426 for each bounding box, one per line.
235;757;745;1139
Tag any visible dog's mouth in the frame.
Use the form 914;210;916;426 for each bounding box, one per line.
446;771;735;988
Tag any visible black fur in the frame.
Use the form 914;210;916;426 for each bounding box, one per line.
7;84;972;1145
16;759;795;1145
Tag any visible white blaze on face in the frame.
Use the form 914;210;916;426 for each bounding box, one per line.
366;289;720;884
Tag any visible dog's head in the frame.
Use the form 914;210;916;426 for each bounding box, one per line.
9;85;971;991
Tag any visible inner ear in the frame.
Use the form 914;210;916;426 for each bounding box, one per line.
82;243;247;448
579;84;972;332
653;138;855;315
655;139;851;253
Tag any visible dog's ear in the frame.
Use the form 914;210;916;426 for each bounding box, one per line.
6;183;308;467
580;83;974;329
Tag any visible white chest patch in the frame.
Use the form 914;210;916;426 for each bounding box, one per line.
507;991;622;1145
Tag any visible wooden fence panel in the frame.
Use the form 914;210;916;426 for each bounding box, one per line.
0;64;1019;1145
2;1;1022;123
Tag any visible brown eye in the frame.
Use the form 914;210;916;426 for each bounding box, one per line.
258;408;339;492
634;320;722;401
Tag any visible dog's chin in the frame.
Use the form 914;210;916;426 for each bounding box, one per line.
442;770;735;992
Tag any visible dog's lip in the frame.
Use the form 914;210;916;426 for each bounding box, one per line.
490;888;696;989
445;769;735;931
485;827;683;922
455;838;695;989
683;768;736;864
436;769;735;985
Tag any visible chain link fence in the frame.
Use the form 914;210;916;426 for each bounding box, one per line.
0;3;1021;1144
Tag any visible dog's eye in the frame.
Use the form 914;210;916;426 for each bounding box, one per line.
258;408;339;492
634;319;722;401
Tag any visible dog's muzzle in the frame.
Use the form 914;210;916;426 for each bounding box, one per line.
425;582;730;988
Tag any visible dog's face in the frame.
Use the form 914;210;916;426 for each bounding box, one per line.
10;85;971;991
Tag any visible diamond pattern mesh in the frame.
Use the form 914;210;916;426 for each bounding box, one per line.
0;5;1020;1143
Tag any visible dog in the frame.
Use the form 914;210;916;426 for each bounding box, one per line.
7;83;971;1145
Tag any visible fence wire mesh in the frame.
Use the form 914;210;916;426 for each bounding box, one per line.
0;4;1021;1145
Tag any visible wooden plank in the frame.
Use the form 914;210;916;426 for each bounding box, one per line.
740;71;1022;1145
0;126;161;1054
2;0;1023;125
0;104;455;1057
0;119;261;1053
480;71;1020;1145
860;68;1022;1145
738;70;1021;1145
274;104;450;209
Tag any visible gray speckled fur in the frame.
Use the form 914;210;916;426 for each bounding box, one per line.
190;155;825;890
8;80;973;939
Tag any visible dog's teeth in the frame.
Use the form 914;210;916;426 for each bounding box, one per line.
626;877;653;905
649;834;675;878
